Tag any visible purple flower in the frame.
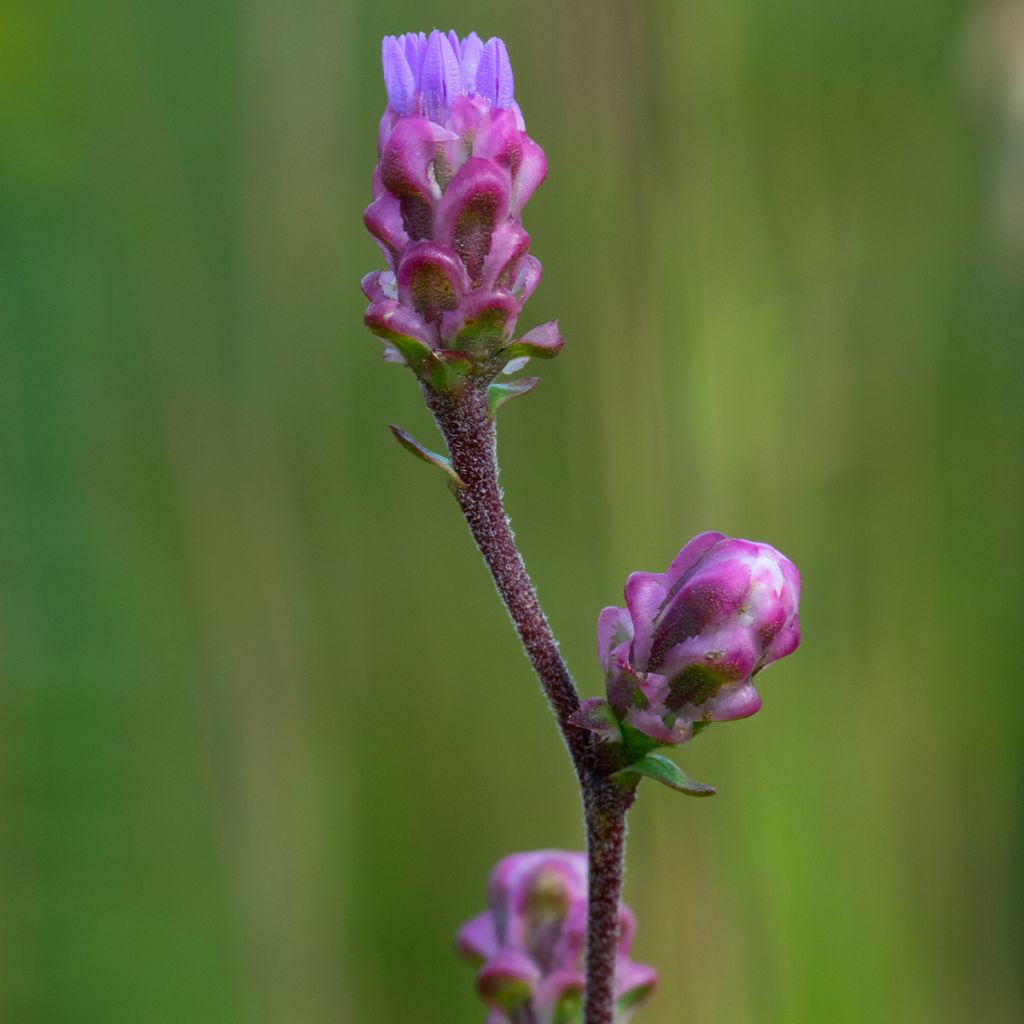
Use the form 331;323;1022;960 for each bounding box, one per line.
578;533;801;747
457;851;657;1023
382;31;515;121
363;31;561;386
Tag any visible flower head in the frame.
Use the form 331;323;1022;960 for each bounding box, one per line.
363;31;561;390
579;533;801;748
457;851;656;1023
382;32;515;122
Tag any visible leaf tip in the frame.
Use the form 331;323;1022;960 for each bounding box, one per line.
389;424;466;489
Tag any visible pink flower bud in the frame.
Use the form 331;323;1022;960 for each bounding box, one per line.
589;533;801;747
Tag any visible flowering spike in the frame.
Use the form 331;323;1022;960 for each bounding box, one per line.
457;851;657;1023
364;31;555;387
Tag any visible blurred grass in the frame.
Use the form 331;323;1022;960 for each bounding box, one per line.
2;0;1022;1021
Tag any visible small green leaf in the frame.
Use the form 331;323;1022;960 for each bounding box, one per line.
611;754;716;797
488;377;540;418
388;425;465;489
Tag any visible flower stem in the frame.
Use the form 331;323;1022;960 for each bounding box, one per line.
583;786;631;1024
428;380;634;1024
427;381;590;779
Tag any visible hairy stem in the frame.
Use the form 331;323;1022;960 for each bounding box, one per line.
427;380;634;1024
583;786;631;1024
427;381;590;779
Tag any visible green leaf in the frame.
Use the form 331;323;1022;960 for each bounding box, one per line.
611;754;717;797
388;425;465;489
487;377;540;418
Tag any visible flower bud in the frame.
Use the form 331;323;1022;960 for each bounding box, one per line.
364;30;561;390
456;850;657;1023
584;532;801;747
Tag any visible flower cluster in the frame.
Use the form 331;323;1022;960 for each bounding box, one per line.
363;31;562;389
457;850;656;1023
575;532;801;749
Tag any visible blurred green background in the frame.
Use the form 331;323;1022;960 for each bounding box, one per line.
3;0;1023;1021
